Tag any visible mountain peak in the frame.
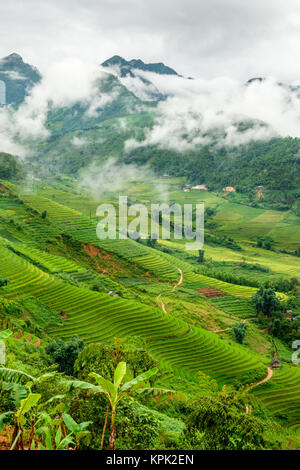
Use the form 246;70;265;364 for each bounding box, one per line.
102;55;179;76
0;53;41;105
247;77;265;85
2;53;24;63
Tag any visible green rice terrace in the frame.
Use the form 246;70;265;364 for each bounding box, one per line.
0;178;300;450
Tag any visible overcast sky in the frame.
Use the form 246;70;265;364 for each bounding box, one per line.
1;0;300;82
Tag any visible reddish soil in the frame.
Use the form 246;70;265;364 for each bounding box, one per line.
197;288;227;298
84;244;111;260
0;427;12;450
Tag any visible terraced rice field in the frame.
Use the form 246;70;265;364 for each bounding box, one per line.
1;191;299;427
21;195;290;304
3;241;84;274
0;244;266;385
209;296;256;318
132;254;179;281
252;366;300;427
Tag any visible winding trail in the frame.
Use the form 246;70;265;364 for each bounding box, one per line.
247;367;274;392
157;294;168;313
173;268;183;291
155;268;274;395
157;268;183;314
213;318;249;334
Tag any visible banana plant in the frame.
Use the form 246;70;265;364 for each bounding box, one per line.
69;361;159;450
62;413;92;449
35;412;75;450
0;329;13;341
10;393;41;450
0;367;57;406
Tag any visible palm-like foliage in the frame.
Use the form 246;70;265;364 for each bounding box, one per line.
0;329;13;341
0;367;56;407
69;361;159;450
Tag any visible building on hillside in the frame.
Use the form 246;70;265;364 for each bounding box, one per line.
192;184;208;190
223;186;236;192
270;358;282;370
184;188;191;192
108;291;119;297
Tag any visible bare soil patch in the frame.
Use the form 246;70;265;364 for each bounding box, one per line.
197;288;227;298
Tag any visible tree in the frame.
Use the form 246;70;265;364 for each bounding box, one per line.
0;153;24;180
233;322;248;344
197;250;205;263
46;336;84;375
180;389;267;450
0;368;58;449
69;361;159;450
252;287;282;318
41;210;47;219
0;276;8;288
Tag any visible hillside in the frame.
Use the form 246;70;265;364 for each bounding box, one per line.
0;174;300;450
0;52;298;213
0;52;300;451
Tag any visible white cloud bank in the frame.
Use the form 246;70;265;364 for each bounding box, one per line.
125;72;300;151
0;58;120;157
2;56;300;159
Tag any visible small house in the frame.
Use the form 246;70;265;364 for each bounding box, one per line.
192;184;208;190
223;186;236;192
270;359;281;370
184;188;191;192
108;291;119;297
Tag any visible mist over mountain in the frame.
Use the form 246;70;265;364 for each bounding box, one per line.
0;52;300;211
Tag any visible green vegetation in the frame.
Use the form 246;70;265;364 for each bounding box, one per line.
0;177;299;451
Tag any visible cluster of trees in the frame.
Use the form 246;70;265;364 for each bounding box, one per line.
252;287;300;344
1;333;283;451
0;153;24;180
233;322;248;345
195;266;299;293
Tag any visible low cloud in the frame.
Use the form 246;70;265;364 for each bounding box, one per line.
78;157;169;202
125;73;300;151
0;58;121;157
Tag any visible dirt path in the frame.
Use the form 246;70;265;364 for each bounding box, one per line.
247;367;273;392
213;318;248;334
158;268;183;314
173;268;183;291
157;294;168;313
213;327;232;333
